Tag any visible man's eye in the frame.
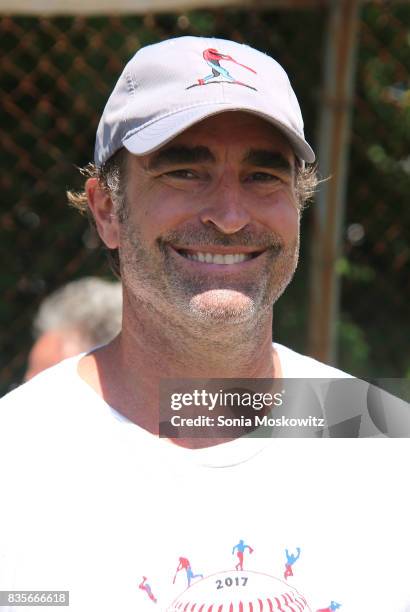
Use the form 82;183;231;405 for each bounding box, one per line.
165;169;197;179
246;172;280;182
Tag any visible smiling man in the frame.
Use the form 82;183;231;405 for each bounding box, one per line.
1;36;409;612
78;110;308;431
68;37;327;439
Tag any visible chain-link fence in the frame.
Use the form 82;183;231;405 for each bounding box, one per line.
1;5;409;394
340;5;410;377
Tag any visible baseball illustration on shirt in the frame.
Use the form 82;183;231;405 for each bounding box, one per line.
284;547;301;580
173;556;204;588
167;570;311;611
232;538;254;570
139;576;157;603
137;540;325;610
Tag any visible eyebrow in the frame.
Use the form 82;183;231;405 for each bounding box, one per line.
243;149;293;175
147;145;293;174
147;146;216;170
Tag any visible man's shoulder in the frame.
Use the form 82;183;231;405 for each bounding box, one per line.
0;355;86;418
0;354;114;459
274;342;353;378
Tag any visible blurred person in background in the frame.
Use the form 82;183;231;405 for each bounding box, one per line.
25;277;122;380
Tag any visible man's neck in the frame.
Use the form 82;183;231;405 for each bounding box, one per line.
78;300;281;446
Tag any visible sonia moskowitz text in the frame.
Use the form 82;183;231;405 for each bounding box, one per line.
170;415;325;428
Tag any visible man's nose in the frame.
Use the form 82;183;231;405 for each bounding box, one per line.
198;176;251;234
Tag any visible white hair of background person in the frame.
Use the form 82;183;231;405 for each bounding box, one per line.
33;276;122;347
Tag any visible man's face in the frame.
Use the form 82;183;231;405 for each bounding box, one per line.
117;112;300;325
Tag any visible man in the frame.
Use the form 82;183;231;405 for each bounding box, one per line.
0;37;408;611
138;576;157;603
232;538;254;571
25;277;122;381
173;557;203;588
284;547;301;580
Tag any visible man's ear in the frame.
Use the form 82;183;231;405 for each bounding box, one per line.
85;178;120;249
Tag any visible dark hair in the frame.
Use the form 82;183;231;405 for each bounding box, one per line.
67;148;128;277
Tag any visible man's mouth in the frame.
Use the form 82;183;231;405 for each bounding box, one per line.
179;250;255;265
173;248;265;265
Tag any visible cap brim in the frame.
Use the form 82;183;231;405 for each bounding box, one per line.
122;104;315;163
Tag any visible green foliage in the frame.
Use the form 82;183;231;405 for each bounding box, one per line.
338;3;410;378
338;318;371;377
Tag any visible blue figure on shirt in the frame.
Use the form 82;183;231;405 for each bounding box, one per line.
232;539;254;570
284;547;301;580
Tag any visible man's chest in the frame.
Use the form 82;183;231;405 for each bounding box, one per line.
1;439;408;612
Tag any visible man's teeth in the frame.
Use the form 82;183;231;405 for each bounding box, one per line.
183;252;252;264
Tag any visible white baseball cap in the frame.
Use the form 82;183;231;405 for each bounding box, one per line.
94;36;315;167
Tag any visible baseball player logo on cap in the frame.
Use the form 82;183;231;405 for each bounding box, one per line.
187;47;257;91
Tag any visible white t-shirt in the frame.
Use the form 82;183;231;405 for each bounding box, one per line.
0;343;409;612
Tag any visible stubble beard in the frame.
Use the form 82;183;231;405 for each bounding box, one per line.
119;221;300;328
